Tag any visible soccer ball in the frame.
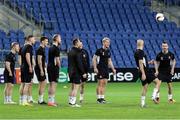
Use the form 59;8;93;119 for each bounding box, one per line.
156;13;164;22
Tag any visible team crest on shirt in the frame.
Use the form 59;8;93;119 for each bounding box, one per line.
161;57;163;60
102;52;104;56
169;56;171;59
83;54;86;58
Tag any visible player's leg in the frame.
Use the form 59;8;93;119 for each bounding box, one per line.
101;79;108;103
22;83;32;106
141;83;148;107
38;80;47;104
48;81;57;106
28;81;35;103
19;68;25;104
97;79;103;103
4;75;16;104
156;80;161;102
154;72;164;102
4;74;11;104
8;83;16;104
47;68;55;106
152;79;161;103
152;78;160;104
167;82;175;103
21;69;32;106
79;82;85;103
69;83;74;105
19;83;24;105
69;83;81;107
4;83;9;104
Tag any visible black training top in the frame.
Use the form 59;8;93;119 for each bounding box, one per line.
68;47;85;77
48;44;60;67
134;49;149;71
21;44;33;68
156;51;175;72
95;48;111;69
4;51;16;74
35;46;46;69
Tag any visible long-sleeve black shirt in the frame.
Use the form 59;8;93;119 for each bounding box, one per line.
68;47;85;78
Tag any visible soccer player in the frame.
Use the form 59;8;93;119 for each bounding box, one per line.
92;37;116;104
134;39;160;108
68;38;87;107
47;34;61;107
21;35;36;106
35;36;48;104
79;41;90;103
19;39;36;104
154;41;176;103
4;42;20;104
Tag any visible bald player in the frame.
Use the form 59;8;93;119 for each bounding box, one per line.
134;39;160;108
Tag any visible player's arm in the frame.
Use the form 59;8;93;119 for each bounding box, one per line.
26;53;32;73
154;61;160;76
18;48;22;66
92;55;98;73
108;58;116;74
139;60;146;80
5;61;12;76
54;48;61;67
37;55;44;76
155;54;160;76
171;59;176;75
55;56;60;67
18;55;22;66
76;53;86;76
32;56;36;67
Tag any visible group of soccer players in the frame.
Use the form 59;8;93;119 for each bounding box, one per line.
3;34;176;108
134;39;176;108
4;35;62;106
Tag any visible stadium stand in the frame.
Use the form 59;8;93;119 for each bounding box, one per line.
0;0;179;68
159;0;180;6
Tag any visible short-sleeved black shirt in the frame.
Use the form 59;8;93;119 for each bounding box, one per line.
48;44;60;66
156;51;175;72
21;44;33;67
134;49;149;71
4;52;16;74
35;46;46;69
95;48;111;69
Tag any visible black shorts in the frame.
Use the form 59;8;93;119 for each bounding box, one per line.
4;72;14;84
21;67;34;83
97;67;109;80
35;67;46;82
158;72;172;83
69;72;81;84
139;70;157;86
47;66;59;83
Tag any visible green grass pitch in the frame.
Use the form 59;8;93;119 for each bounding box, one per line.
0;82;180;119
